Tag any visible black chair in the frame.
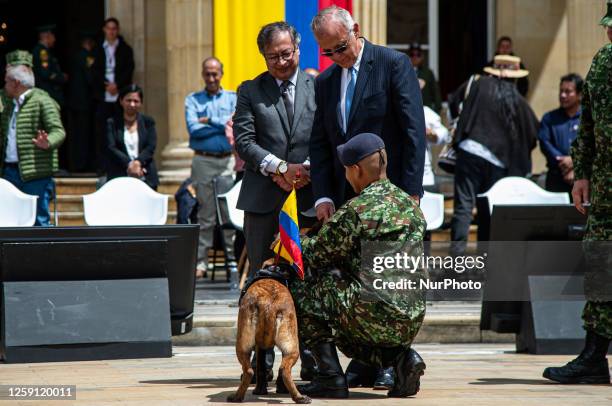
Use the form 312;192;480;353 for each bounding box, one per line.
211;176;239;281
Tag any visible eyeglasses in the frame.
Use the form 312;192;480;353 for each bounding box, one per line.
264;48;296;64
320;31;353;57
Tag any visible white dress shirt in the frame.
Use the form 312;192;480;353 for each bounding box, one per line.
124;126;139;161
5;89;32;163
339;38;364;133
103;39;119;102
423;106;450;186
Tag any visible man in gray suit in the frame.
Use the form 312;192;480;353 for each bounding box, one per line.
234;20;316;385
234;21;314;275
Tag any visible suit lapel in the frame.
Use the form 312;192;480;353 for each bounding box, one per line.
261;73;290;137
290;70;310;136
136;114;146;151
347;40;373;132
327;65;343;135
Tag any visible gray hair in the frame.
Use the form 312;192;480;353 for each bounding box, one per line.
311;5;355;34
257;21;301;54
202;56;224;73
6;65;35;89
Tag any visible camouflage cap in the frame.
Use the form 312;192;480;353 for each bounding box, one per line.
5;50;33;68
601;0;612;27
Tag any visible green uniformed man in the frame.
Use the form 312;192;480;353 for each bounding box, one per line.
32;24;67;107
543;1;612;384
408;43;442;114
67;31;97;172
291;132;427;398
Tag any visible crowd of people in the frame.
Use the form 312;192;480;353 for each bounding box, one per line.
1;3;610;397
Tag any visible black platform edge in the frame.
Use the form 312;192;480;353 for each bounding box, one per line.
1;341;172;364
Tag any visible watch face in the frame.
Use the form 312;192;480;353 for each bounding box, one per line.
279;162;288;173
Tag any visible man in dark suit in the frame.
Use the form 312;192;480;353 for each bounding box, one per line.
91;17;135;174
308;4;426;392
233;21;315;384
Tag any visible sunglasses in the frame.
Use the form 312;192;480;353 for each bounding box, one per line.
320;31;353;57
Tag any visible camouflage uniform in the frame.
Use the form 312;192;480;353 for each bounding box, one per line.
290;179;426;367
570;43;612;339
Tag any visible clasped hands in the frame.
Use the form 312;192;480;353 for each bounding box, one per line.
271;163;311;192
127;160;146;178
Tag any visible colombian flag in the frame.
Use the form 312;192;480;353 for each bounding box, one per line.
214;0;353;91
273;189;305;280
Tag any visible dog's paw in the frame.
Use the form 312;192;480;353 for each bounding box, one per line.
294;395;312;404
226;393;243;403
252;386;268;396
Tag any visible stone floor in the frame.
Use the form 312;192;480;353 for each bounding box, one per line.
1;344;610;405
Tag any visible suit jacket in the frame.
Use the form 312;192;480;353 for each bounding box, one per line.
310;40;426;206
91;37;135;101
106;113;159;189
234;69;315;214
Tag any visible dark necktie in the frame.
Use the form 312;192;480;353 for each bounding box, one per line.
280;80;294;128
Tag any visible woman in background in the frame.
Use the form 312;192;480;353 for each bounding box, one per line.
106;84;159;189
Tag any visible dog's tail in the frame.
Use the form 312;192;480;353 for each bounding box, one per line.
255;302;283;349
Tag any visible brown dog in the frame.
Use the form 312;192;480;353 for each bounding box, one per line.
227;268;311;404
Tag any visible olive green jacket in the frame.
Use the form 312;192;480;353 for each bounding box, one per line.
0;88;65;181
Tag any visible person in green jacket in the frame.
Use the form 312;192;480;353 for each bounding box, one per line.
1;50;65;226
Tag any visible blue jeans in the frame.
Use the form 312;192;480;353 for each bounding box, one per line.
2;164;54;226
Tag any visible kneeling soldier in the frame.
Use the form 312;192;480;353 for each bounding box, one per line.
291;132;427;398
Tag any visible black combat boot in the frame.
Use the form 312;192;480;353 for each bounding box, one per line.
543;330;611;384
245;348;274;384
373;367;395;389
388;348;426;397
298;342;349;398
299;344;319;381
345;360;377;387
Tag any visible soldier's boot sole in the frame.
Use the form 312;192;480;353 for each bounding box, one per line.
543;369;610;384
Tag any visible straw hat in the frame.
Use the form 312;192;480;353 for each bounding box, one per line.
483;55;529;79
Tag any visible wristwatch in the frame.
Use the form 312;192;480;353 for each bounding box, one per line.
277;160;288;175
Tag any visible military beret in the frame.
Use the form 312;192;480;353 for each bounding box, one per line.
336;133;385;166
36;24;56;34
5;50;33;68
600;0;612;27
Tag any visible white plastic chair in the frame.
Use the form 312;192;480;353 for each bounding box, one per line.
478;176;570;215
83;177;168;225
217;180;244;232
420;191;445;231
0;178;38;226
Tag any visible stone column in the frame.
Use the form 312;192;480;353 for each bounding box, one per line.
567;0;608;75
353;0;387;45
107;0;146;89
161;0;214;177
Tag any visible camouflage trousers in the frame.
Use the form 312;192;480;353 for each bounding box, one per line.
290;272;425;367
582;210;612;339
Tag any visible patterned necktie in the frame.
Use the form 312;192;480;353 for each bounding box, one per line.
344;67;357;131
280;80;294;128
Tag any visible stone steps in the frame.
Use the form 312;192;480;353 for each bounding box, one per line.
52;177;182;226
172;308;513;347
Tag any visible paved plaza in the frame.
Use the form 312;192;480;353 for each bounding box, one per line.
1;344;610;405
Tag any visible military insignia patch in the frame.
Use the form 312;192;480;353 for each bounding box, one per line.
86;56;95;67
40;49;48;61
